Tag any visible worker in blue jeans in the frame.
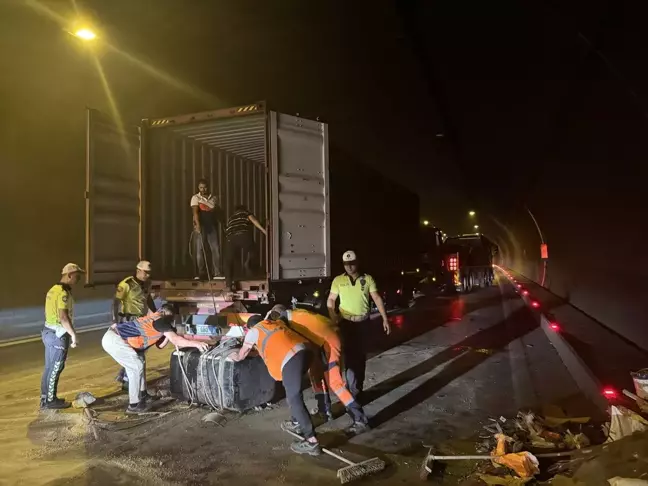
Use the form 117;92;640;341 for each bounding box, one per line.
40;263;84;409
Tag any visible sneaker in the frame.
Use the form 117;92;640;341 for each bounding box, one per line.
41;399;72;410
290;439;322;456
140;391;160;403
345;421;371;435
125;401;152;415
280;420;303;435
312;411;333;424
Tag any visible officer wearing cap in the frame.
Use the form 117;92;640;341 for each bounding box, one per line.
327;251;390;400
40;263;85;410
112;261;156;324
112;260;156;388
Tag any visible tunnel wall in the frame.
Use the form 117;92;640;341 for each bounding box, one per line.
495;63;648;352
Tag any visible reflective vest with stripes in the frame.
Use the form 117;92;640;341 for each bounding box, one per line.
115;312;165;351
252;319;308;380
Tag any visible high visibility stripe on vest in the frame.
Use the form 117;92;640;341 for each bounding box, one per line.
115;312;164;350
252;320;307;380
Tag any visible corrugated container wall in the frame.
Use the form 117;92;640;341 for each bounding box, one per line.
143;115;268;280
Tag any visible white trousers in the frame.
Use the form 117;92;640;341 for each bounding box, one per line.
102;329;146;404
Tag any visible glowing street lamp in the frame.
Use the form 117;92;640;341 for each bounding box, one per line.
469;211;476;217
474;225;479;230
74;28;97;41
423;220;429;226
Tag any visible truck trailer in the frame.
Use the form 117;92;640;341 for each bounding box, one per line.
85;102;420;323
441;234;496;293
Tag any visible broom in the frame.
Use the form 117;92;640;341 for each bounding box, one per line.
283;429;385;483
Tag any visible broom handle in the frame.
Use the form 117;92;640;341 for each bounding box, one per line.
283;429;356;466
430;450;586;461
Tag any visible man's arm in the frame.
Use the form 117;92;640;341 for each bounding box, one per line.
229;342;254;361
156;336;169;349
147;294;157;313
248;214;267;236
58;309;78;347
163;331;209;352
327;292;340;323
111;298;121;323
370;291;391;335
191;205;201;232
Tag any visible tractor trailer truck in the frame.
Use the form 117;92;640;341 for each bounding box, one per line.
85;102;420;326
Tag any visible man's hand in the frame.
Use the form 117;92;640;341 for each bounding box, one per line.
194;342;209;353
194;224;202;234
70;333;78;348
382;318;391;335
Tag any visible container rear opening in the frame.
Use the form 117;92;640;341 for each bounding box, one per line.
145;113;268;280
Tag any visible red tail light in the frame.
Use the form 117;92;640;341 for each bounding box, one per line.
549;323;560;331
531;301;540;308
447;254;459;271
603;388;618;399
522;290;529;296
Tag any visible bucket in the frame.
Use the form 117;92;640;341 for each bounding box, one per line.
631;368;648;400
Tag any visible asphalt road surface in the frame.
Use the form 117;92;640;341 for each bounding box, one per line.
0;277;595;485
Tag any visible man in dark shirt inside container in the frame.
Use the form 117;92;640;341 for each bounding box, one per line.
224;205;266;290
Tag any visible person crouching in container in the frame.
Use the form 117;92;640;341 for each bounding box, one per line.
102;303;209;414
229;314;321;456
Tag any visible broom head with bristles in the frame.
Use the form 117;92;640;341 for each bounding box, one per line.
337;457;385;484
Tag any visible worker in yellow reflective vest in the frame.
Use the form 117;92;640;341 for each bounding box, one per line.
40;263;84;410
112;260;157;390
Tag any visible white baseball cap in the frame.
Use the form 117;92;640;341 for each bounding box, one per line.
342;251;357;264
61;263;85;275
136;260;152;272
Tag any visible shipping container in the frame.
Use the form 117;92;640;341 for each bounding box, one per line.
85;102;420;312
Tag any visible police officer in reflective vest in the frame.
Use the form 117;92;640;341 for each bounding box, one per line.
112;260;156;387
268;304;370;435
327;250;390;400
230;315;321;456
40;263;85;410
102;304;209;414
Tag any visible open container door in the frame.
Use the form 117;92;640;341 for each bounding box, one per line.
85;108;141;285
269;112;330;280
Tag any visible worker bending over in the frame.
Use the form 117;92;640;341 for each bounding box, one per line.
102;303;209;414
112;260;156;388
268;304;370;435
40;263;84;410
229;315;321;456
327;251;390;400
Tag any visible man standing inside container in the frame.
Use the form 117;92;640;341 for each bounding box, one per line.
40;263;84;410
224;204;266;289
327;251;390;400
112;260;157;389
191;178;223;280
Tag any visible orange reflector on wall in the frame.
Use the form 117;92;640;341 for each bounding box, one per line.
541;243;549;260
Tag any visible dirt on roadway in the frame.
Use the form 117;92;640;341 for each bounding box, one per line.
0;282;596;485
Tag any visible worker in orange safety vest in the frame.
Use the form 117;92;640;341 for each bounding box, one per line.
229;314;321;456
267;304;370;435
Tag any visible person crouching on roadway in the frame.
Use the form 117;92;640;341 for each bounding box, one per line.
40;263;85;410
229;314;321;456
327;250;390;400
268;304;371;435
102;303;209;414
113;260;157;389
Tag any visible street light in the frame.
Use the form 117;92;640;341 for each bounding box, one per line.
423;220;429;226
73;28;97;41
474;225;479;230
469;211;476;217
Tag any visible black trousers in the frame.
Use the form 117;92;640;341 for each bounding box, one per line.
339;319;369;400
224;233;257;285
282;349;315;439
